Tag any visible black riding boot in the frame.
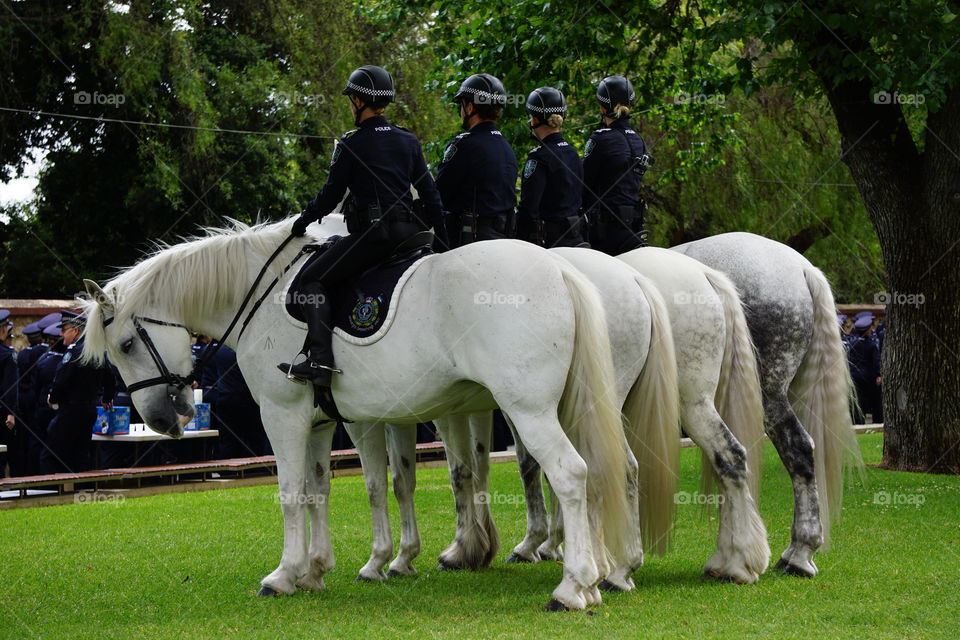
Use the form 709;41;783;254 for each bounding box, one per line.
278;283;341;386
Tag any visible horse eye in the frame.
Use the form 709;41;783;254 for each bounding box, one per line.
120;338;134;354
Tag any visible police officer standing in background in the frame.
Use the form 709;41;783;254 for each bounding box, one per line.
0;311;18;476
43;311;114;473
435;74;518;249
280;65;444;390
583;75;653;254
16;321;48;475
516;87;589;248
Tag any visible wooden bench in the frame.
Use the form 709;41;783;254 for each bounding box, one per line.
0;441;448;499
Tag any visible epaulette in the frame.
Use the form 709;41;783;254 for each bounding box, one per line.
340;129;358;140
593;128;612;134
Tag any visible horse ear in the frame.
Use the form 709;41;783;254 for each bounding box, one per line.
84;279;115;314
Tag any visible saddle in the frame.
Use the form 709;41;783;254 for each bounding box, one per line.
285;231;435;339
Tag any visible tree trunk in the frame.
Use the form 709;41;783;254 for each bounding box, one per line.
808;58;960;472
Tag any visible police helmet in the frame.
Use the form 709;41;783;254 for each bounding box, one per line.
596;75;636;110
454;74;507;106
342;65;395;106
525;87;567;127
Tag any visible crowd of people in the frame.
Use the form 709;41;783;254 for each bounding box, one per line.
841;311;885;424
0;309;275;479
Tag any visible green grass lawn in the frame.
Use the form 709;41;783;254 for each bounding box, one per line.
1;433;957;639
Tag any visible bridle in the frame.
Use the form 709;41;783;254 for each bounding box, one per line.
123;316;194;394
100;231;306;396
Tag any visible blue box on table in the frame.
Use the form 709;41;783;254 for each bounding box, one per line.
185;403;211;431
92;406;131;435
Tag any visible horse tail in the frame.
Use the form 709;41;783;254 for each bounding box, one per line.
621;273;680;555
557;264;636;569
789;263;862;543
702;267;766;502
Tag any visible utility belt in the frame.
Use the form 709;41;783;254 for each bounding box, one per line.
590;204;640;227
540;215;588;247
452;210;511;244
344;200;427;240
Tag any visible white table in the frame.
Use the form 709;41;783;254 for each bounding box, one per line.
92;429;219;443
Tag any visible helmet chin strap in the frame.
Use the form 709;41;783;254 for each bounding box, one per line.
352;97;369;127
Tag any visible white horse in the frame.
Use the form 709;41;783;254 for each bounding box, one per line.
343;244;771;585
673;232;861;576
78;218;634;611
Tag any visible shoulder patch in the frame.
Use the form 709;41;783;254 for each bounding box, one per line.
330;143;343;166
62;350;72;364
584;138;596;157
523;159;538;179
442;143;458;162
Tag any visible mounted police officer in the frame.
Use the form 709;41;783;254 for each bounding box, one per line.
42;312;115;473
516;87;589;248
435;73;518;249
583;75;653;254
279;65;444;388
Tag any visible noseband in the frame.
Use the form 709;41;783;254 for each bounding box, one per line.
120;316;193;394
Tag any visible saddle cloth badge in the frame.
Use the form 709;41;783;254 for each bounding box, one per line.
349;296;382;332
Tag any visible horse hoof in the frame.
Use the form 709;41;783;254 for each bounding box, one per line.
774;558;816;578
505;552;534;564
257;585;280;597
598;579;623;593
701;570;735;583
544;598;571;612
386;569;413;578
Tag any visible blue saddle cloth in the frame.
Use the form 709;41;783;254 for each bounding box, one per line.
286;234;433;339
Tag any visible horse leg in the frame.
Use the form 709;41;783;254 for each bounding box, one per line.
765;392;822;577
504;415;549;564
537;482;564;561
468;411;499;567
258;401;312;596
511;411;597;611
683;403;770;584
299;422;337;590
600;437;642;592
435;414;494;570
344;420;393;581
385;422;421;577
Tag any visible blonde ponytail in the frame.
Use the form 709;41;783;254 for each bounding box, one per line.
611;104;631;119
546;113;564;128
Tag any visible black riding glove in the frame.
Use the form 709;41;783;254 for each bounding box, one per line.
291;213;312;237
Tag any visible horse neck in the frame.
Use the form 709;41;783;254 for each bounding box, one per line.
174;232;309;350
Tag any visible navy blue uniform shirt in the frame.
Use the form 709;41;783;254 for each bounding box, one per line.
435;121;517;216
0;344;17;417
303;115;443;230
517;132;583;221
33;348;64;409
582;117;648;214
17;342;48;414
848;335;881;384
49;339;115;406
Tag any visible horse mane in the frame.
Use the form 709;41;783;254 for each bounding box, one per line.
80;217;298;366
